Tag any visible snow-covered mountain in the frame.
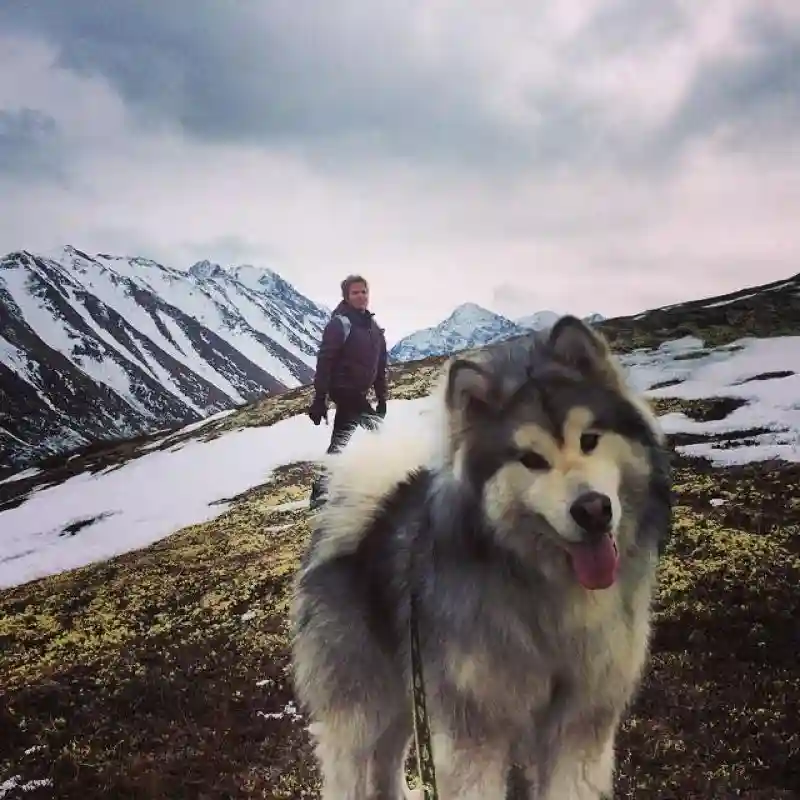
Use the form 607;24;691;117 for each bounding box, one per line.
0;246;329;470
388;303;529;363
514;310;561;331
389;304;605;362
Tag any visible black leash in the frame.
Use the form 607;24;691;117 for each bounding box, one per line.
409;590;439;799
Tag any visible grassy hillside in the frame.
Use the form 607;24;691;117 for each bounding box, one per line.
1;273;799;799
598;271;800;352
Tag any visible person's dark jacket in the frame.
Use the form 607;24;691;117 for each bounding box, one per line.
313;301;388;405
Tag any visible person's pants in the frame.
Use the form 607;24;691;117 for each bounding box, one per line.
326;393;377;454
310;393;380;508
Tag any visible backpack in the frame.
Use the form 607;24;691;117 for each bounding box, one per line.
334;313;352;344
333;312;384;344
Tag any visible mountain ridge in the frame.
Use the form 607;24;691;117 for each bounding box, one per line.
388;302;604;362
0;246;330;470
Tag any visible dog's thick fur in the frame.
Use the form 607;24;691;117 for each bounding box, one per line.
289;317;672;799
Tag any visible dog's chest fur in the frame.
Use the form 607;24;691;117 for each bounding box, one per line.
437;569;654;738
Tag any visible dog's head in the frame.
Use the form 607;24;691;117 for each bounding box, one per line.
443;315;669;590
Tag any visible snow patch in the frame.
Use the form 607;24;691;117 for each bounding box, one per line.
704;292;758;308
1;326;798;590
0;397;432;589
0;776;53;797
0;466;42;485
625;336;800;466
258;701;302;721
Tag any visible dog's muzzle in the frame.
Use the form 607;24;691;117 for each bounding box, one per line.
566;491;619;590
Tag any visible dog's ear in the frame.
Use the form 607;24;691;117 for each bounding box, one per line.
548;315;618;384
445;358;494;419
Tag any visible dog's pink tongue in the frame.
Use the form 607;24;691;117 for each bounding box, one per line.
568;533;619;590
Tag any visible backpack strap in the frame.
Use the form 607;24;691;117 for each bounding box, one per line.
334;313;352;344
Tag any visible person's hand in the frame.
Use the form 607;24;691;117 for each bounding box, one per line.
308;394;328;425
375;398;387;418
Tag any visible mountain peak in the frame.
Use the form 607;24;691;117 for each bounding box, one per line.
0;246;332;471
388;303;527;363
451;302;488;313
446;302;501;323
188;259;224;280
227;263;282;294
514;310;560;330
390;304;608;363
44;244;94;263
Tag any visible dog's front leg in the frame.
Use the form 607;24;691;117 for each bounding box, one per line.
537;730;616;800
310;719;370;800
508;720;616;800
426;729;509;799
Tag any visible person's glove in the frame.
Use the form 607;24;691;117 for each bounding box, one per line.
375;398;387;419
308;394;328;426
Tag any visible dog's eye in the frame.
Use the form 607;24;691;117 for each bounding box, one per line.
518;451;550;471
580;432;600;454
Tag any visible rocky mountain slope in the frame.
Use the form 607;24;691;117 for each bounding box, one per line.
0;270;799;798
0;247;329;471
389;303;604;362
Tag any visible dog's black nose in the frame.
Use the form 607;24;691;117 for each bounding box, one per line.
569;491;613;534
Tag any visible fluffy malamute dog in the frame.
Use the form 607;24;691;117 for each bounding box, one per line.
290;316;672;799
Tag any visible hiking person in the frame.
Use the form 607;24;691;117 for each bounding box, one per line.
307;274;388;507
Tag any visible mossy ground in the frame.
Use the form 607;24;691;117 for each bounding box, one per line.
1;462;321;799
2;325;800;798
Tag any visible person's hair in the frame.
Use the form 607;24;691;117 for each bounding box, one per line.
341;274;369;299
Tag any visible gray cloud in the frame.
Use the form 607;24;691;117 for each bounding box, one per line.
665;12;800;152
0;1;530;171
0;2;799;340
0;107;63;179
5;1;796;176
570;0;688;54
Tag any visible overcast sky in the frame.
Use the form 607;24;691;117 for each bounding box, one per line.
1;1;798;342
